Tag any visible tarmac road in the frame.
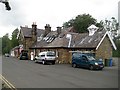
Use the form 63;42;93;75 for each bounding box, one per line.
2;56;118;88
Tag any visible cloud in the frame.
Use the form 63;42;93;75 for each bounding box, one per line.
0;0;29;37
0;0;28;26
0;0;119;37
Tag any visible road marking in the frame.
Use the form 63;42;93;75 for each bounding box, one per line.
0;74;17;90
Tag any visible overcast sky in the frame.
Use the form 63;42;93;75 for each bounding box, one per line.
0;0;120;37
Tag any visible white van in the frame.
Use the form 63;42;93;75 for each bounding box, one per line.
35;51;56;65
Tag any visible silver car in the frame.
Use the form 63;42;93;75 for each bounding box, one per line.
35;51;56;65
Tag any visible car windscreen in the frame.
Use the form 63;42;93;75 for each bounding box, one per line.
47;52;55;57
22;53;28;56
87;56;96;61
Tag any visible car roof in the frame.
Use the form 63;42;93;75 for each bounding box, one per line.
73;53;87;56
39;51;54;55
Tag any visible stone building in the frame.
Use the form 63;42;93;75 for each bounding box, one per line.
18;23;63;58
18;23;117;63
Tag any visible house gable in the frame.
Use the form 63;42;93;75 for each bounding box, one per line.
96;31;117;50
18;29;25;45
95;36;113;59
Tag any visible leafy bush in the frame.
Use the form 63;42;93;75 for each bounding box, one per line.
113;39;120;57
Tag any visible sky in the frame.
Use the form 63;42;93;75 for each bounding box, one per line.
0;0;120;37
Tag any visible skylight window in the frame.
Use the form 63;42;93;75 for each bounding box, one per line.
46;36;55;43
43;37;50;41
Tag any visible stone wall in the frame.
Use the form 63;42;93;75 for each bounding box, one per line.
25;38;33;50
95;37;112;60
33;48;96;64
32;48;72;64
29;36;113;63
57;49;70;64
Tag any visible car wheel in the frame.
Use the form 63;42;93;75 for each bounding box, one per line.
89;65;94;70
35;60;38;63
42;60;45;65
72;63;77;68
52;61;55;65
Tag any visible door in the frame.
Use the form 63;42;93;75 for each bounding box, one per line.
37;54;45;62
81;55;89;67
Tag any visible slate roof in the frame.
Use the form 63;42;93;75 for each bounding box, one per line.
29;27;76;48
30;31;58;48
47;30;106;49
20;25;116;50
47;32;79;48
20;27;45;38
73;30;106;48
46;31;58;37
29;26;107;49
31;40;48;48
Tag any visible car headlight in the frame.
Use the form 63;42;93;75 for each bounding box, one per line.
95;62;98;65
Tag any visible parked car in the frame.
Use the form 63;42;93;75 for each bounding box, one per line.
72;53;104;70
19;50;28;60
35;51;56;65
5;53;10;57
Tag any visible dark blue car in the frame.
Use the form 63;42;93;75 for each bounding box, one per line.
20;51;28;60
72;53;104;70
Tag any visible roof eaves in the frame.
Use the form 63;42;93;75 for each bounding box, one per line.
96;31;117;50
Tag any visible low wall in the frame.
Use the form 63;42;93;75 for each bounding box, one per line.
112;57;119;66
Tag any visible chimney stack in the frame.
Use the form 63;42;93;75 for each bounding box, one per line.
57;26;62;35
44;24;51;36
31;22;37;35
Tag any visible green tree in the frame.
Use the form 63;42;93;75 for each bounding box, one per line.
96;20;104;30
2;28;19;54
113;39;120;57
2;33;11;54
102;17;119;39
63;14;101;33
11;28;19;48
63;19;75;28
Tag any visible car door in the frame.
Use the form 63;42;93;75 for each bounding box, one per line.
76;56;82;67
81;55;89;67
37;55;43;62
